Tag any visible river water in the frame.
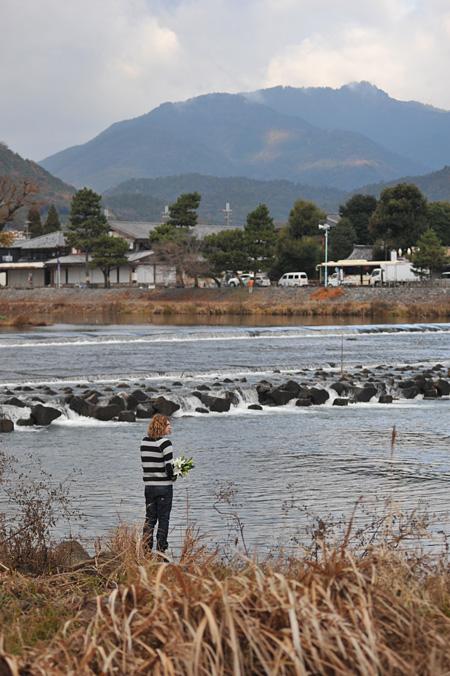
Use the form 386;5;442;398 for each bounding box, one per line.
1;321;449;553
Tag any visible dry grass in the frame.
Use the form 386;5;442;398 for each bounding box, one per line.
0;523;449;675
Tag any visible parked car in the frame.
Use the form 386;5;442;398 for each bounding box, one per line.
227;274;270;287
278;272;308;287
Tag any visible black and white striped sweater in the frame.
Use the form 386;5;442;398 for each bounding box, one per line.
140;436;174;486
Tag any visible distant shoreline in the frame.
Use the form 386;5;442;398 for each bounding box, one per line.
0;285;450;326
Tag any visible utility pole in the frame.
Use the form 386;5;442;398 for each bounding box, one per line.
222;202;232;227
318;223;330;287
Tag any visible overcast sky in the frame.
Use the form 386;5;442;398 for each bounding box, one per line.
2;0;450;161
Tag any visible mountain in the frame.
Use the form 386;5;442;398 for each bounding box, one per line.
357;165;450;201
104;174;347;223
0;142;74;219
41;90;424;192
249;82;450;171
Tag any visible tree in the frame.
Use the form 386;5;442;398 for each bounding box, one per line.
67;188;108;285
272;228;322;279
202;229;249;284
287;200;326;239
411;229;448;278
168;192;201;228
149;223;204;287
369;183;428;251
91;235;129;288
0;177;37;230
329;218;357;261
27;207;43;238
339;194;377;243
244;204;277;271
43;205;61;234
426;201;450;246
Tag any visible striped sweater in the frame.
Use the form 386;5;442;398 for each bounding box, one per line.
140;436;174;486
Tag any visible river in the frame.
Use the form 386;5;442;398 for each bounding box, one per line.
1;320;449;553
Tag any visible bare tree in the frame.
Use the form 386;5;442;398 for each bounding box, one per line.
0;177;38;230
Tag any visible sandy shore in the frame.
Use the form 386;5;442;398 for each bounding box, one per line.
0;285;450;325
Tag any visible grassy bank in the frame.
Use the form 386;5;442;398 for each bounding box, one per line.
1;286;450;325
0;524;449;674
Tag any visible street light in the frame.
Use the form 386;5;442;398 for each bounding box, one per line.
318;223;330;287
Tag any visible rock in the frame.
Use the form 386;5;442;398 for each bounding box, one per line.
296;398;312;406
44;387;58;395
30;404;62;426
435;380;450;396
130;389;149;402
152;396;180;416
69;396;96;417
4;397;27;408
282;380;302;395
196;384;211;391
0;418;14;432
22;385;33;391
309;388;329;405
432;364;444;371
108;395;126;411
85;393;100;405
379;395;393;404
117;383;130;388
136;405;155;418
225;391;240;406
423;388;439;399
31;396;45;404
197;394;231;412
195;407;210;414
248;404;263;410
212;382;222;388
256;381;273;404
118;410;136;422
223;378;233;383
16;417;34;426
330;382;348;396
267;388;296;406
94;405;122;421
333;398;349;406
145;386;158;392
402;386;419;399
53;540;89;568
353;386;377;403
172;381;183;387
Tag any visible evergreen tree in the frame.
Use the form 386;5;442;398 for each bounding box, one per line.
67;188;108;285
288;200;326;239
27;207;43;238
411;229;448;278
168;192;201;228
91;235;129;288
43;205;61;234
339;194;377;243
369;184;428;251
203;229;249;284
329;218;357;261
426;201;450;246
149;223;204;287
244;204;277;271
271;228;322;279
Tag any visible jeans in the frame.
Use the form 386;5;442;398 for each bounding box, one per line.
143;485;173;552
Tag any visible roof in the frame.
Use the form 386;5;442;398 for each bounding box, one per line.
46;254;85;265
345;245;374;261
0;261;45;270
19;231;67;250
108;220;242;241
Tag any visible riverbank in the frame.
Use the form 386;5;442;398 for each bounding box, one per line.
1;524;449;674
1;285;450;325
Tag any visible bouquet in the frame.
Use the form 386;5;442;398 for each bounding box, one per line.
173;455;195;478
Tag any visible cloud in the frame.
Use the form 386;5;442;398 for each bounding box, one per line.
1;0;450;160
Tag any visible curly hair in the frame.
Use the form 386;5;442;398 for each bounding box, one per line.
147;414;170;440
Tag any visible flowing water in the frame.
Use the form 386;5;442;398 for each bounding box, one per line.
1;321;449;552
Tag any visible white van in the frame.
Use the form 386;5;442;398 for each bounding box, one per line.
278;272;308;287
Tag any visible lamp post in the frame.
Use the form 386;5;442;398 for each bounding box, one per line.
318;223;330;287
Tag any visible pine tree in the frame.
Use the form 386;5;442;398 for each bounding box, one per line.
67;188;108;285
91;235;129;288
411;229;448;278
27;207;43;238
43;205;61;234
168;192;201;228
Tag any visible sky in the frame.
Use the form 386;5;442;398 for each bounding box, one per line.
2;0;450;161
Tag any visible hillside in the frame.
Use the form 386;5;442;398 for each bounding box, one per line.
0;143;74;220
40;90;423;192
251;82;450;171
358;165;450;201
104;174;346;222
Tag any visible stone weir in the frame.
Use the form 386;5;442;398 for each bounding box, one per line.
0;361;449;432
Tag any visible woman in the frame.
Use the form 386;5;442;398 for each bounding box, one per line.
141;414;175;552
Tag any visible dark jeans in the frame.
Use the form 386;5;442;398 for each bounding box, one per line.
143;484;173;552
